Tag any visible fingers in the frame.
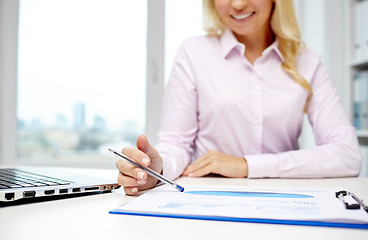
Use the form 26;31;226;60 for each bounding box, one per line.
183;151;216;177
115;136;162;195
115;146;150;195
184;162;214;177
124;186;139;195
184;151;249;178
136;134;163;176
136;135;151;154
116;161;147;182
117;172;147;196
136;135;160;162
122;146;151;167
183;155;211;176
116;161;147;194
117;172;145;186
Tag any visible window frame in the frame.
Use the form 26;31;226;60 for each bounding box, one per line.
0;0;165;167
0;0;19;165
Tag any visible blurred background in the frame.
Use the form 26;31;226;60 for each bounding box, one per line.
0;0;367;176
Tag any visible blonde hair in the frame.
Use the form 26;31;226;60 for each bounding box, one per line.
202;0;313;113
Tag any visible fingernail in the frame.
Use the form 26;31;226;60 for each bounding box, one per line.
188;173;194;177
142;157;149;165
137;171;144;180
131;187;138;193
137;180;146;185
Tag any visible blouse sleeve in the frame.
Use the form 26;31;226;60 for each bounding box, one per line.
246;53;362;178
155;40;198;180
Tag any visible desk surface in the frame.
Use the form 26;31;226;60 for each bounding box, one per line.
0;168;367;240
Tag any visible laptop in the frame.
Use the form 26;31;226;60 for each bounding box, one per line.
0;166;120;202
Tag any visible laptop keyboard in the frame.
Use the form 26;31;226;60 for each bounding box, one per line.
0;168;71;189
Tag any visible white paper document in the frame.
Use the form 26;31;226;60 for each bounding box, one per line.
110;185;368;227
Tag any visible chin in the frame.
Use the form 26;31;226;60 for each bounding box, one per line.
230;28;254;37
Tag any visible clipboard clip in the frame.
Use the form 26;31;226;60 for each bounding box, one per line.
335;190;368;213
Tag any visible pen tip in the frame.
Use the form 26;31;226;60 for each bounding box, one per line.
177;185;185;192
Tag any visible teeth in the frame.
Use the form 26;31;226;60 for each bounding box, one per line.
232;12;253;20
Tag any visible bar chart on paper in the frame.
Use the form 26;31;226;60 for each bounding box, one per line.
110;185;368;229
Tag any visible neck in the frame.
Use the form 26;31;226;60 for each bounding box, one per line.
233;25;274;64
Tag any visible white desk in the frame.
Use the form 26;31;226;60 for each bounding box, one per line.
0;168;367;240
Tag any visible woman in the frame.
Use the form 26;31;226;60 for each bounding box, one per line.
116;0;362;195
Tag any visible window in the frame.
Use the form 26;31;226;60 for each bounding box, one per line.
17;0;147;162
1;0;203;166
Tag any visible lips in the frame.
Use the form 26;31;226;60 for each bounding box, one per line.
231;12;255;20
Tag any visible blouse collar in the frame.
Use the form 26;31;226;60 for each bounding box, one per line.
219;28;284;62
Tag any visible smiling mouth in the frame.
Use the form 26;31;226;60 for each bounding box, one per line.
231;12;255;20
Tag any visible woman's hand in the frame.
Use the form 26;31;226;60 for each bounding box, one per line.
182;150;248;178
115;135;163;195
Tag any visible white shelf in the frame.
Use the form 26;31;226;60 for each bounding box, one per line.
357;130;368;138
347;0;368;141
350;58;368;68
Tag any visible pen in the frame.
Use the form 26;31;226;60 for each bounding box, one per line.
108;148;184;192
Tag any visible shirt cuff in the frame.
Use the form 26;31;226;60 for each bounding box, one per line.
156;143;188;181
161;153;178;181
246;153;281;178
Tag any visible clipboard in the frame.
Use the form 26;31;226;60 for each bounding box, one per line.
110;185;368;229
110;208;368;229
